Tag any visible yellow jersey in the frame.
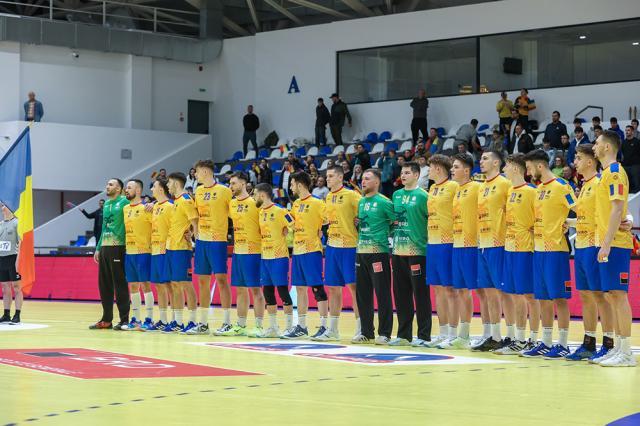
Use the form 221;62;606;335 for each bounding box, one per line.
478;174;511;248
427;179;458;245
123;202;152;255
259;203;293;259
291;195;326;255
168;193;198;251
533;178;576;252
151;200;173;255
194;183;232;242
452;181;480;248
325;186;361;248
595;163;633;249
575;175;598;249
505;183;536;252
229;195;261;255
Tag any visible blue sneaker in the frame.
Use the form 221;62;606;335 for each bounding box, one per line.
140;318;154;331
121;317;142;331
161;321;183;333
146;320;167;332
544;344;570;359
181;321;197;334
588;345;611;363
565;344;595;361
521;342;551;357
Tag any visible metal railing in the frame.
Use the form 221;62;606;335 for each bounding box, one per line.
0;0;200;37
574;105;604;120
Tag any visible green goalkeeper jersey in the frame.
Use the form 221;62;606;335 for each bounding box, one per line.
392;187;428;256
357;193;394;254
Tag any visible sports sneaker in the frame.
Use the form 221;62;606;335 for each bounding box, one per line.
121;317;142;331
543;344;571;359
312;329;340;341
518;339;536;356
281;325;309;339
139;318;154;331
247;326;264;338
411;338;427;347
213;323;233;336
181;321;198;334
217;324;247;336
600;351;637;367
469;336;486;347
565;344;595;361
351;334;371;344
590;346;618;365
0;314;11;323
258;326;280;338
425;335;447;348
440;337;470;350
499;337;513;348
113;321;128;331
436;336;456;349
88;321;112;330
471;337;502;352
375;336;390;345
494;340;526;355
146;320;167;332
161;321;182;333
311;326;328;339
588;346;611;363
521;342;552;357
9;313;20;324
388;337;411;346
185;323;209;335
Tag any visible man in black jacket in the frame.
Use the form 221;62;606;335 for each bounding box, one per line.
315;98;331;147
329;93;352;146
352;143;371;170
508;123;535;154
242;105;260;156
410;89;429;143
622;125;640;193
81;199;105;244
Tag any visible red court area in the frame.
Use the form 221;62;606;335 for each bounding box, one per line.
21;256;640;319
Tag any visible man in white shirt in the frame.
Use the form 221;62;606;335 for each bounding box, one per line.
312;176;330;200
417;156;430;189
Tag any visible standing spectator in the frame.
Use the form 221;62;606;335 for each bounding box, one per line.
315;98;331;147
311;176;329;200
352;143;372;170
552;155;566;177
632;119;640;139
508;123;535;154
621;125;640;193
514;88;536;131
248;162;259;185
417;155;430;189
23;91;44;122
496;92;514;133
280;160;293;202
350;164;364;190
587;116;601;141
329;93;352;146
185;168;198;190
257;158;272;185
426;128;443;154
608;117;624;141
455;119;480;154
242;105;260;156
80;200;105;245
542;139;557;168
507;109;521;142
410;88;429;143
377;149;399;198
566;126;590;167
543;111;567;150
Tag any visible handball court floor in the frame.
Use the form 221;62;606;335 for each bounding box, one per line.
1;301;639;426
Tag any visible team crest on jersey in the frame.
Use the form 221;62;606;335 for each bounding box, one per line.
620;272;629;285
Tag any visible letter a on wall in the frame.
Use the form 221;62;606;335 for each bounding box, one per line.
288;76;300;94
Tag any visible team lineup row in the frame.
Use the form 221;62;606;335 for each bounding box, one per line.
90;129;635;368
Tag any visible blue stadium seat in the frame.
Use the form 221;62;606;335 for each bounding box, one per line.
230;151;243;162
386;141;398;152
477;124;490;134
320;146;332;156
270;160;283;171
75;236;87;247
437;127;446;137
366;132;378;143
273;173;281;186
295;146;306;157
258;148;269;159
363;142;372;152
232;163;245;171
378;131;391;141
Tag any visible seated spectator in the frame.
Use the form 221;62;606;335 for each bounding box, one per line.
377;149;399;198
587;116;601;141
186;168;198;189
566;126;590;167
543;111;567;150
488;129;507;153
542;139;557;168
632;119;640;139
257;158;273;184
342;162;352;182
560;133;570;151
593;124;603;141
417;155;430;189
569;117;583;140
508;123;534;154
286;152;303;170
507;109;522;142
609;117;624;141
402;149;414;162
552;154;566;177
456;142;475;163
455;119;480;154
309;163;320;187
312;176;329;200
352;143;372;170
350;164;364;190
413;140;427;157
426;128;443;154
149;168;167;189
622;125;640;193
23;91;44;122
248;162;259;185
280;159;294;201
246;182;254;194
326;159;335;169
562;166;578;191
335;151;347;166
393;157;406;190
304;155;316;171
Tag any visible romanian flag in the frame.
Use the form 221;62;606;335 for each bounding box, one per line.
0;126;34;295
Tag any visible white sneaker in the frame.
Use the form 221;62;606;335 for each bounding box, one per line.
258;326;280;338
436;336;456;349
494;340;526;355
590;346;619;364
411;338;427;347
440;336;470;350
388;337;411;346
311;329;340;342
425;335;446;348
600;351;637;367
351;334;370;344
375;336;390;345
470;336;487;347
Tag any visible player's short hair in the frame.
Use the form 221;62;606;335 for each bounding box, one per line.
168;172;187;187
484;149;504;165
290;171;312;189
109;178;124;190
254;183;273;199
363;168;381;181
327;165;344;177
576;143;596;159
154;177;170;197
194;159;215;172
428;154;452;171
453;153;474;171
402;161;421;174
600;130;622;151
128;179;144;190
523;149;550;168
230;171;249;183
506;153;526;172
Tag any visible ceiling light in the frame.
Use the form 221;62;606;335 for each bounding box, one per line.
579;35;587;40
633;42;639;46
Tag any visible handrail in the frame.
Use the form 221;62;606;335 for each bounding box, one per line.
574;105;603;120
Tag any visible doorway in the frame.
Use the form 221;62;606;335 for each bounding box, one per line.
188;100;210;134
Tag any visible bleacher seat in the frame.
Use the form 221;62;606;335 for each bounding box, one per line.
319;159;330;171
329;145;344;157
295;146;306;157
86;236;96;247
437;127;446;137
307;146;319;156
230;150;243;162
477;123;490;134
371;142;384;154
270;160;283;171
363;142;372;152
74;236;87;247
441;138;455;152
244;150;256;161
273;173;281;186
219;164;231;175
276;138;288;147
399;141;413;152
268;149;282;159
319;146;332;156
345;144;357;155
258;148;269;159
351;132;365;142
534;133;545;146
378;131;392;141
366;132;378;143
533;119;550;133
233;163;245;171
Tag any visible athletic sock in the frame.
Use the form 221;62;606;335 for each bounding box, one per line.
482;323;491;338
515;327;525;342
558;328;569;347
238;316;247;327
198;308;208;325
584;331;597;351
144;292;154;319
459;322;470;339
329;316;339;333
131;292;141;320
439;325;447;337
542;327;553;347
448;325;457;339
355;317;362;335
285;313;293;329
256;316;263;328
320;316;327;328
506;324;515;340
159;308;168;323
530;330;539;342
174;309;184;326
269;313;277;329
223;309;231;325
614;335;621;350
298;314;307;328
189;309;197;323
620;336;631;354
491;323;502;341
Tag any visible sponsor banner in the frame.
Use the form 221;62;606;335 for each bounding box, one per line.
0;348;258;379
188;342;511;366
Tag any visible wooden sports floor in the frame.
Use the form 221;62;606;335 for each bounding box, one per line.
1;301;639;426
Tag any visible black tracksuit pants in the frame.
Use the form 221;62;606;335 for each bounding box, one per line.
98;245;129;323
356;253;393;339
392;255;431;341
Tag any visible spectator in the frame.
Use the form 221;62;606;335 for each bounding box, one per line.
410;88;429;143
569;118;583;140
488;129;507;153
286;152;303;170
426;127;443;154
248;162;259;185
414;140;427;157
23;91;44;122
560;133;570;151
304;155;316;172
334;151;347;166
566;126;590;168
352;143;372;170
377;149;399;198
185;167;198;189
309;163;320;187
242;105;260;156
587;116;601;141
632;119;640;139
552;155;566;177
326;159;335;169
149;168;167;189
246;182;254;195
402;149;414;163
543;111;567;150
608;117;624;141
341;162;352;182
496;91;514;133
455;119;480;154
593;124;603;141
622;125;640;193
514;88;536;131
257;158;272;184
507;108;521;141
312;176;329;199
542;139;557;168
562;166;578;191
508;123;534;154
394;157;406;190
417;155;430;189
329;93;352;146
280;160;293;201
350;164;364;189
456;142;475;163
79;199;105;244
315;97;331;147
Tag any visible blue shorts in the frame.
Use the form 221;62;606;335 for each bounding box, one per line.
194;240;228;275
574;247;601;291
477;247;504;289
125;253;151;283
598;247;631;292
324;246;356;286
150;254;169;284
231;254;261;287
166;250;193;283
426;243;453;286
533;251;571;300
260;257;289;287
292;251;324;286
452;247;477;290
502;251;534;294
